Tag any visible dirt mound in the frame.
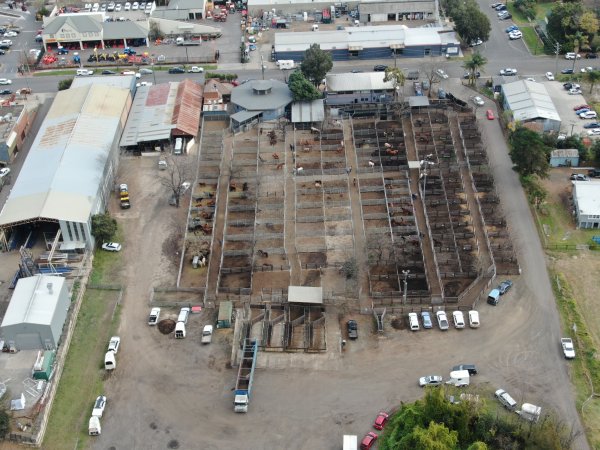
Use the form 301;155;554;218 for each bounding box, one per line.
391;318;404;330
158;319;176;334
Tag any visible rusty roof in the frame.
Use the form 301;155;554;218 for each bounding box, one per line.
172;79;203;137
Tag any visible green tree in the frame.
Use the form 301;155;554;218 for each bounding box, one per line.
463;52;487;85
148;21;164;41
521;174;547;207
0;407;9;439
398;421;459;450
580;11;599;36
584;69;600;93
300;44;333;86
591;139;600;162
509;127;550;177
454;4;491;46
287;70;321;101
383;67;406;100
547;3;583;46
91;213;117;246
58;78;73;91
467;442;488;450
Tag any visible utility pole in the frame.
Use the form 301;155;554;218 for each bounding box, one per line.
260;54;265;80
554;42;560;77
402;270;410;304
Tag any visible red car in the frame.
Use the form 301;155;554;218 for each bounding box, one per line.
360;432;378;450
574;104;591;111
373;411;389;430
486;109;494;120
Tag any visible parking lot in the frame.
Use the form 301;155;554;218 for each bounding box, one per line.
544;79;594;137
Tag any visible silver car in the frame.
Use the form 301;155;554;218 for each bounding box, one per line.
420;311;433;329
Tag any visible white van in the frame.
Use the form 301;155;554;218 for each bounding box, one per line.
408;312;420;331
174;138;183;155
77;68;94;76
175;321;186;338
277;60;295;70
104;351;116;370
178;307;190;324
446;370;470;387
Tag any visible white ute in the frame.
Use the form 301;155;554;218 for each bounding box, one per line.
148;307;160;325
561;338;575;359
201;325;213;344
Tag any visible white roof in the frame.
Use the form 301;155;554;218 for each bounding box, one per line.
326;72;395;92
0;83;131;226
1;275;65;327
574;181;600;216
288;286;323;304
502;80;560;122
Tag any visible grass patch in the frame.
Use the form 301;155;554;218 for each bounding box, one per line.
521;27;543;55
89;228;124;285
43;289;121;449
507;3;529;25
551;272;600;448
34;70;77;77
507;1;553;25
536;199;600;247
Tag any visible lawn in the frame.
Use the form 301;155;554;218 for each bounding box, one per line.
507;1;553;25
536;200;600;247
34;69;77;77
521;27;544;55
42;288;121;449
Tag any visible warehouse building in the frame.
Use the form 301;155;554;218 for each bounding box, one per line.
120;79;203;152
0;79;134;251
230;79;292;131
325;72;396;105
0;275;70;350
273;25;459;61
358;0;437;23
501;80;561;133
572;181;600;229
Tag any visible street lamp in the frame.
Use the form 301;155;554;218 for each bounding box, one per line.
419;154;435;201
402;269;410;304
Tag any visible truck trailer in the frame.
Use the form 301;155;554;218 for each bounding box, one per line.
517;403;541;422
233;339;258;413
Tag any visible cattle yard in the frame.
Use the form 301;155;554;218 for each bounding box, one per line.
181;105;519;331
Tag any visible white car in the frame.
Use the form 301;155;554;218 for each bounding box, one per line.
419;375;443;387
92;395;107;417
561;338;575;359
436;310;449;330
132;1;139;9
469;39;483;47
102;242;122;252
500;68;517;76
148;307;161;325
85;3;92;8
580;66;594;73
569;88;583;95
452;311;465;329
145;2;152;9
115;3;122;10
472;96;484;106
508;31;522;40
0;167;10;178
124;1;131;9
4;31;17;37
119;183;128;192
108;336;121;353
587;129;600;136
0;40;12;46
580;111;597;119
565;52;581;60
122;70;141;79
92;2;100;11
0;79;12;85
545;72;555;80
468;310;480;328
188;66;204;73
136;81;153;87
435;68;449;79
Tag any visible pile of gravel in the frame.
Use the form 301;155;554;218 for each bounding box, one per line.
158;319;176;335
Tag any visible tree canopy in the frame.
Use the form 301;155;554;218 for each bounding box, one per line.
509;126;550;178
383;67;406;99
300;44;333;86
287;70;322;101
91;213;117;246
463;52;487;85
453;4;491;45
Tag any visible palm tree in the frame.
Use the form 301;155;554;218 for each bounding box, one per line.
463;52;487;86
585;69;600;93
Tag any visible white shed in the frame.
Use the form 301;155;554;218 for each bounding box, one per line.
0;275;70;350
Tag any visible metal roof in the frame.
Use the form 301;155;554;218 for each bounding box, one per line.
274;26;457;53
120;83;176;146
0;275;65;327
574;181;600;216
0;83;131;226
230;110;261;124
550;149;579;158
43;15;102;35
230;79;292;111
103;21;148;39
164;0;206;10
72;74;136;90
172;79;203;137
360;1;435;14
326;72;395;92
502;80;560;122
408;96;430;107
288;286;323;304
291;100;325;123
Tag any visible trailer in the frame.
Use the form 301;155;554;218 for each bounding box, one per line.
322;8;331;23
233;339;258;413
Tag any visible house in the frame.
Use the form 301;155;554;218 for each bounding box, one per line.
203;79;233;115
572;181;600;229
274;25;460;61
229;80;292;131
0;80;134;251
549;149;579;167
0;275;70;350
325;72;396;105
120;80;203;152
0;105;36;165
501;80;561;133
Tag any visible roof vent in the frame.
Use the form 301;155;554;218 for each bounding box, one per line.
47;283;53;295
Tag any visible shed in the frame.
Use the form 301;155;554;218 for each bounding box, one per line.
0;275;70;350
33;350;56;381
550;149;579;167
217;301;233;328
501;80;561;132
288;286;323;305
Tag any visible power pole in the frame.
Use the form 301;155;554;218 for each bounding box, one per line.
260;54;265;80
554;41;560;76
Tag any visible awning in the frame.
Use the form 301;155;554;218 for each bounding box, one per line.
348;45;363;51
230;110;261;124
408;96;430;107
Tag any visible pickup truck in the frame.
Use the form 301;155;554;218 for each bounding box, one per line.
561;338;576;359
176;36;200;46
188;66;204;73
201;325;213;344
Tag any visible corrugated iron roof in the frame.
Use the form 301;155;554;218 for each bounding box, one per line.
172;79;203;137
